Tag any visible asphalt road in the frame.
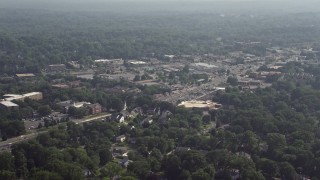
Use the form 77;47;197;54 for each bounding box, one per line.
0;113;111;152
0;131;47;152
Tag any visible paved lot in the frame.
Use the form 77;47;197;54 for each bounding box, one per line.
71;113;112;124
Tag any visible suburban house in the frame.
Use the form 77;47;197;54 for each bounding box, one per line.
159;110;172;120
119;158;132;168
116;135;126;143
110;114;125;123
130;107;143;118
140;117;153;125
113;147;129;158
175;147;191;152
146;107;161;116
120;110;131;119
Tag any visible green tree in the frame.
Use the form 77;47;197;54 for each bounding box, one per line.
14;151;28;178
133;75;141;81
266;133;286;150
227;76;238;86
179;170;192;180
279;162;296;180
191;169;210;180
242;168;265;180
0;152;14;171
259;158;279;178
164;155;181;179
99;149;112;166
100;162;123;179
127;161;150;179
30;170;63;180
181;151;206;172
38;105;52;116
0;170;16;180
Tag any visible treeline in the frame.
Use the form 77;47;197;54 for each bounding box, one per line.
1;9;320;74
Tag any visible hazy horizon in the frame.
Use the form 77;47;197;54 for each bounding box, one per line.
1;0;320;14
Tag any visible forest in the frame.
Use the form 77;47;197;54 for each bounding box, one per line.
0;4;320;180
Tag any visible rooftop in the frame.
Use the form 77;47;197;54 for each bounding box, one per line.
192;63;218;68
128;60;147;65
16;73;35;77
23;92;42;97
0;101;19;107
178;100;221;109
49;64;65;67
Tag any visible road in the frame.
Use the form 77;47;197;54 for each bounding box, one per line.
0;113;111;152
0;131;47;152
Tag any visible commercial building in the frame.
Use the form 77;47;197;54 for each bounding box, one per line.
0;101;19;111
15;73;35;78
94;58;124;65
128;60;147;66
87;103;102;115
48;64;66;71
4;92;43;102
178;100;222;110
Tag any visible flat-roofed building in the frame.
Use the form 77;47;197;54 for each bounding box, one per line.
0;101;19;111
4;92;43;101
128;60;147;66
15;73;35;78
23;92;43;100
48;64;66;71
4;94;24;101
94;58;124;64
178;100;222;110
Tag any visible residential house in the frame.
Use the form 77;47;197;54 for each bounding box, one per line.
120;110;130;119
113;147;129;158
175;147;191;152
110;114;125;123
140;117;153;126
236;152;252;160
230;169;240;180
115;135;126;143
159;110;172;120
67;61;80;69
146;107;161;116
130;107;143;118
119;158;132;168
